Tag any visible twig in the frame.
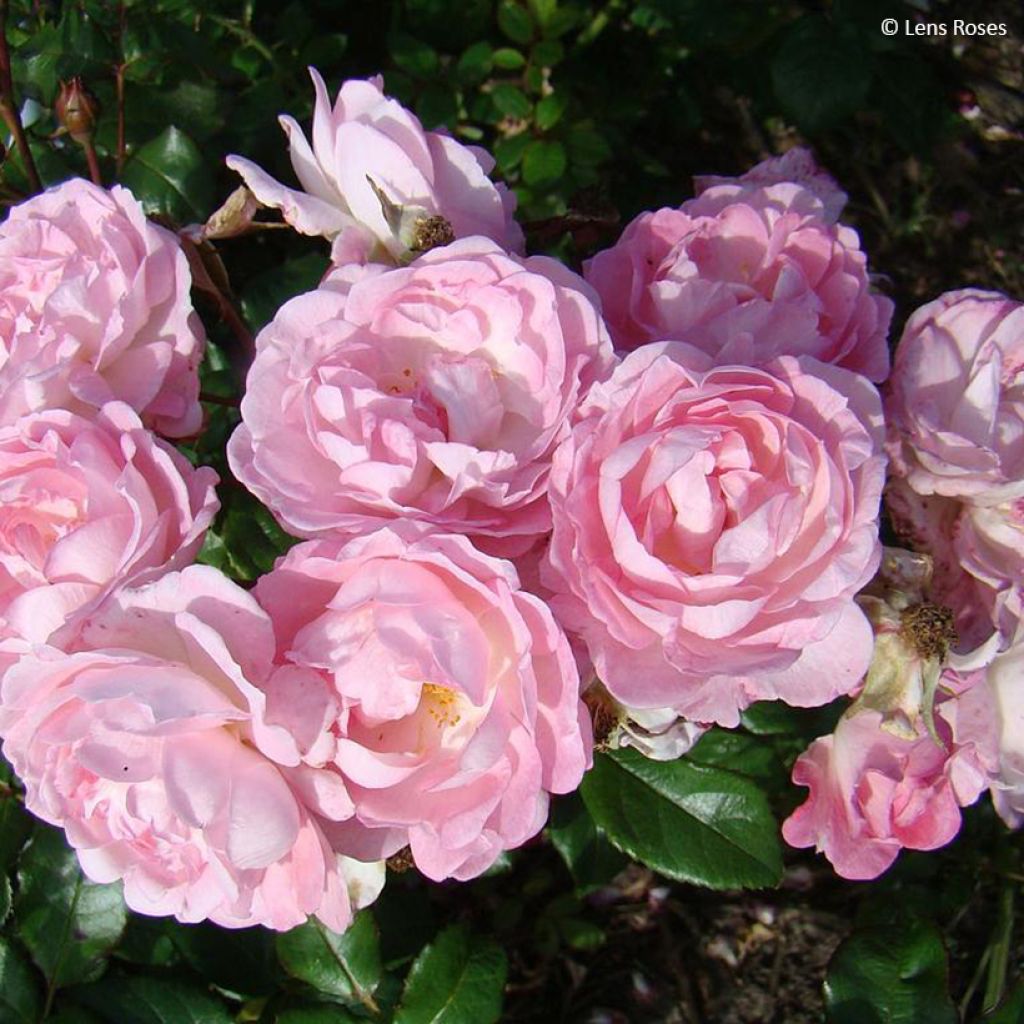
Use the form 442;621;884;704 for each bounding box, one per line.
82;135;102;185
199;391;240;408
115;0;126;174
0;0;41;193
179;234;255;364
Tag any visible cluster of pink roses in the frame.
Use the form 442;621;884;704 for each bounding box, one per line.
0;67;1021;934
784;291;1024;878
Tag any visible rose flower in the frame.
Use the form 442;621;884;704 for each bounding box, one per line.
252;526;591;881
228;237;615;554
0;567;382;930
0;179;205;437
542;342;886;727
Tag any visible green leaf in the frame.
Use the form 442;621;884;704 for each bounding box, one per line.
492;47;526;70
394;924;507;1024
0;937;41;1024
497;1;535;45
74;972;234;1024
824;916;958;1024
276;911;382;1011
534;92;567;130
273;1004;361;1024
125;79;226;145
522;140;566;185
389;32;440;78
548;792;627;893
494;133;531;172
491;83;532;119
215;486;299;582
0;793;32;872
580;749;783;889
687;729;784;787
171;923;280;997
417;85;459;131
121;126;213;224
984;980;1024;1023
46;1002;105;1024
566;123;611;166
771;15;874;133
15;8;115;101
740;700;806;736
240;251;330;334
531;39;564;66
456;41;493;82
15;826;127;989
527;0;558;26
541;7;579;38
113;916;180;968
300;32;350;70
0;873;11;926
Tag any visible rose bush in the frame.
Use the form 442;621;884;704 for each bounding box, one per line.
252;526;591;881
0;4;1018;1014
229;236;614;553
0;179;205;437
542;341;886;727
0;402;218;646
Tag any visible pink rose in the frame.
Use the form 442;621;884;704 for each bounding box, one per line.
583;182;892;382
693;147;849;224
885;289;1024;504
0;402;218;646
228;238;615;553
252;526;591;882
782;672;999;880
542;342;886;727
988;636;1024;826
956;502;1024;641
884;481;1023;650
227;70;522;264
0;567;383;931
0;179;205;437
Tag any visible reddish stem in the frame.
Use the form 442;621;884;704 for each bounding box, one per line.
115;1;126;174
83;136;102;185
0;0;41;193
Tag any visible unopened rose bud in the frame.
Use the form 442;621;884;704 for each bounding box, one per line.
55;77;100;144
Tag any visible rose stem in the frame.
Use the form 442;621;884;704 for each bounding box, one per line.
0;0;41;194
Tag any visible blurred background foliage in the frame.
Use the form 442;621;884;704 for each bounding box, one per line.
0;0;1022;1021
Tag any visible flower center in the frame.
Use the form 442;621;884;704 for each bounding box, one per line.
420;682;463;729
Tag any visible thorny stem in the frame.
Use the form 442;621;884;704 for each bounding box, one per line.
0;0;41;193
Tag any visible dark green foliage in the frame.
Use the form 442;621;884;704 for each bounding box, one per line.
393;924;507;1024
825;915;959;1024
581;748;784;889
